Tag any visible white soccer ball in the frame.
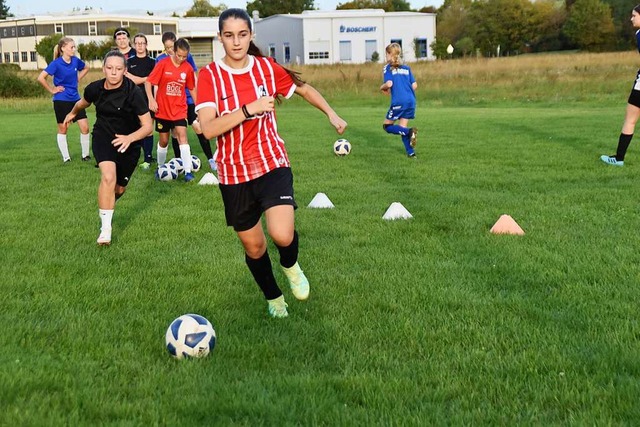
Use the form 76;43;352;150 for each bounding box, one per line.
191;155;201;173
168;157;184;175
165;313;216;360
157;163;178;181
333;138;351;156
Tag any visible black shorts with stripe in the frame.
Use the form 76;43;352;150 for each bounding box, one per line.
219;167;297;232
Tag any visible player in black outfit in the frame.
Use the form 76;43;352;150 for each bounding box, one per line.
126;33;157;168
601;4;640;166
64;50;153;245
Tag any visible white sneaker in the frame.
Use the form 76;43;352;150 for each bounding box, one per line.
267;295;288;318
282;262;310;300
97;228;112;246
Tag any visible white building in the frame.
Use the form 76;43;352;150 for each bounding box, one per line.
253;9;436;65
0;11;223;70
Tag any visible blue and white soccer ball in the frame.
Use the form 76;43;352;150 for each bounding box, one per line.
168;157;184;175
333;138;351;156
191;155;201;173
157;163;178;181
165;313;216;360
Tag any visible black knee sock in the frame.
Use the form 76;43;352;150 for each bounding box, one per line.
275;231;299;268
245;251;282;300
616;133;633;161
171;137;180;158
197;133;213;159
143;135;154;162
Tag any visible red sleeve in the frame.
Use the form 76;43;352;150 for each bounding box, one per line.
269;57;295;98
186;66;196;91
195;64;216;111
147;60;163;86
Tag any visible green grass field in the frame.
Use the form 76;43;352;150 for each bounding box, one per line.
2;53;640;424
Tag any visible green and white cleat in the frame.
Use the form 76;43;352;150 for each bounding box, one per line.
282;262;310;300
140;162;151;170
267;295;289;318
600;155;623;166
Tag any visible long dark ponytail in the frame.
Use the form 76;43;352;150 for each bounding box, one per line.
219;8;305;87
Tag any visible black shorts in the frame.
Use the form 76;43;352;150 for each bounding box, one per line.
629;69;640;107
219;167;297;232
187;103;197;125
155;118;187;133
54;100;87;124
92;135;141;187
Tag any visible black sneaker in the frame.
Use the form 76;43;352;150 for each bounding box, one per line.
82;156;91;161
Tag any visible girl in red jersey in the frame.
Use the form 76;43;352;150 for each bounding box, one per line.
196;8;347;318
145;38;197;182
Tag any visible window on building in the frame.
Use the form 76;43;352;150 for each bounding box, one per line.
308;41;329;60
30;51;37;62
55;23;63;34
13;52;19;63
89;21;97;36
268;44;276;58
121;21;130;28
4;53;10;63
339;41;351;61
390;38;402;48
21;52;27;62
154;23;161;35
365;40;377;61
415;38;427;58
283;43;290;63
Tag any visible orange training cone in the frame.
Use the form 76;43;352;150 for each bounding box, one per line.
490;214;525;235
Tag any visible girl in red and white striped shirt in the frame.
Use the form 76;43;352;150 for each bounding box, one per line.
196;8;347;318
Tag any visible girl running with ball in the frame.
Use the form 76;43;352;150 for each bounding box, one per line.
196;8;347;318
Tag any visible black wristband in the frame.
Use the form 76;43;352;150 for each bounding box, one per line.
242;105;252;119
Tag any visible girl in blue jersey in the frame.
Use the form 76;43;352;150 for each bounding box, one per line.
601;5;640;166
37;37;91;163
380;43;418;158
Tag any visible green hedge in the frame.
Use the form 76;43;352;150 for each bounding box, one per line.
0;66;44;97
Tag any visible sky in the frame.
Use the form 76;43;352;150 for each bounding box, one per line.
8;0;443;17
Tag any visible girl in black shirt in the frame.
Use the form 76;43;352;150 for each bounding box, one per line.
65;50;153;245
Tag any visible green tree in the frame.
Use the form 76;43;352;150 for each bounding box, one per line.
35;34;64;65
563;0;615;51
528;0;567;52
468;0;537;56
435;0;472;48
185;0;227;17
0;0;13;19
247;0;314;18
77;39;114;61
337;0;410;11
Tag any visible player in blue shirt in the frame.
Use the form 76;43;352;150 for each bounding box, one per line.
37;37;91;163
157;31;216;170
380;42;418;158
601;5;640;166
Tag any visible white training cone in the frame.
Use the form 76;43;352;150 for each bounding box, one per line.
198;172;219;186
490;214;525;235
382;202;413;220
307;192;335;209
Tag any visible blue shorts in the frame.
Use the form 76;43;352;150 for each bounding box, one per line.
386;104;415;121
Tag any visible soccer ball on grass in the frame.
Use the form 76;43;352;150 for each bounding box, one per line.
191;155;201;173
156;163;178;181
333;139;351;156
165;313;216;360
